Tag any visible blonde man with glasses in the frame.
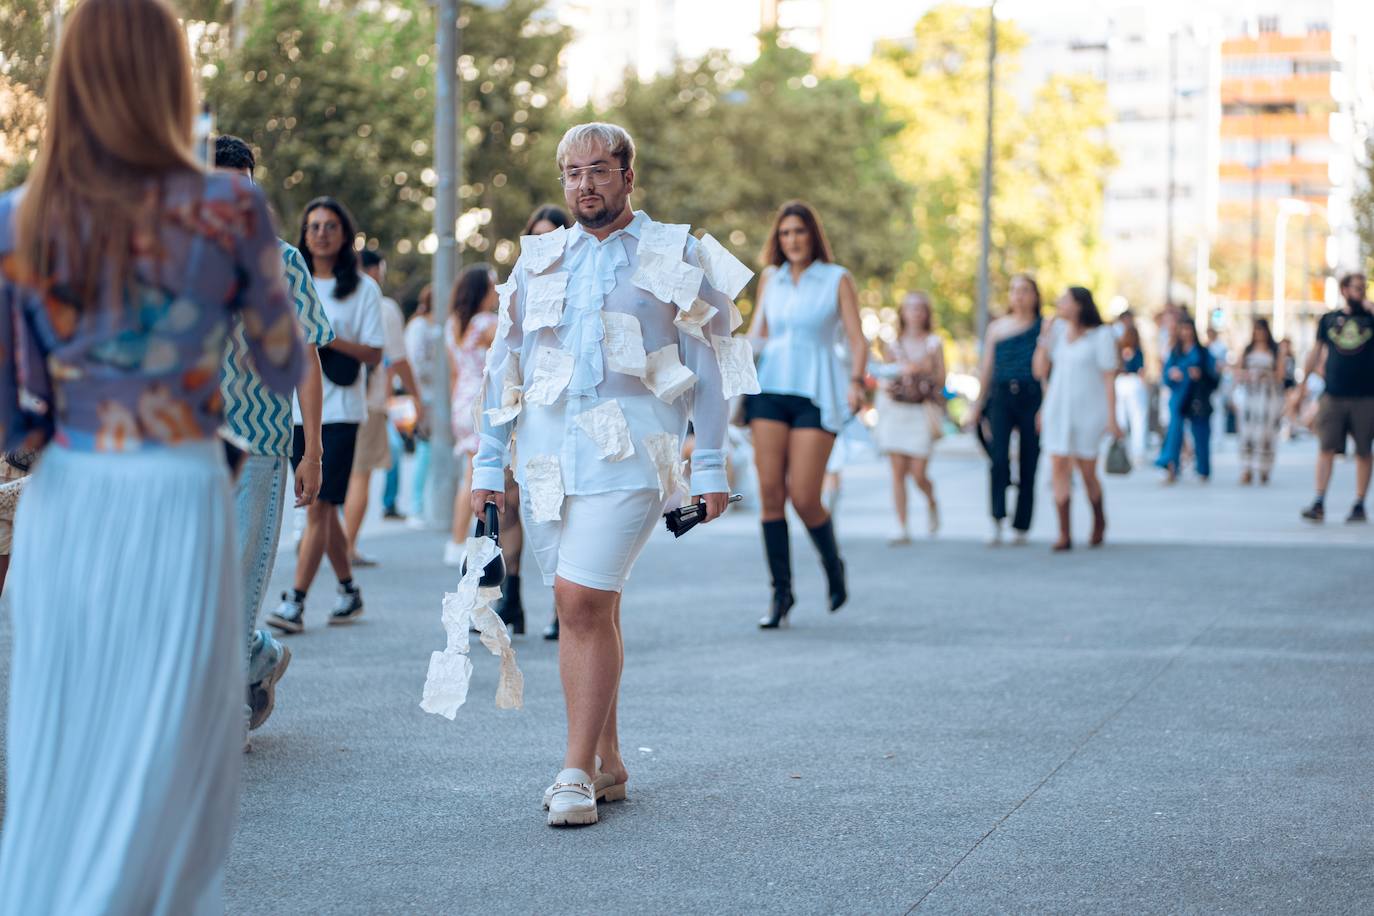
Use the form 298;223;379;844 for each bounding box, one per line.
426;122;758;826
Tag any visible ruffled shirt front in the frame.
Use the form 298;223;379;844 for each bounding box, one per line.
755;260;850;433
471;211;759;517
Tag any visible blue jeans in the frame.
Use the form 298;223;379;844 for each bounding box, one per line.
382;423;404;513
1157;412;1212;478
234;455;288;684
409;438;431;517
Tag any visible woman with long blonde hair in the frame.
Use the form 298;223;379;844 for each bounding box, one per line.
0;0;303;910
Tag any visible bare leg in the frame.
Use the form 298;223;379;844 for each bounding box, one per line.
321;507;354;582
888;453;909;535
1075;457;1103;503
911;456;935;506
750;418;791;522
342;471;370;554
555;577;621;775
1355;455;1372;502
594;593;628;784
785;428;837;528
1050;455;1073;505
0;554;9;595
293;500;335;592
1314;451;1336;495
450;452;474;544
502;471;522;575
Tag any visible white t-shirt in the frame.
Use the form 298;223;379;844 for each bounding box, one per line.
366;296;409;412
294;273;385;425
404;315;442;406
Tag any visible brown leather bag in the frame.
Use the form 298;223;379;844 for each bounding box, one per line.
889;372;937;404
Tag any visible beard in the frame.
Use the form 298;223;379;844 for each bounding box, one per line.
575;196;624;230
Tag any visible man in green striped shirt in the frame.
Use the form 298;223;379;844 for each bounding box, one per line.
216;136;335;742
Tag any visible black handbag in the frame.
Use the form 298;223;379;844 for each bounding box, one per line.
461;501;506;588
318;346;362;387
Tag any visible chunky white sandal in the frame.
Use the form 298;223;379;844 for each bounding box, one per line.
546;768;598;827
543;757;627;809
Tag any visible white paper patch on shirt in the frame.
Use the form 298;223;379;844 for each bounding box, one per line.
697;233;754;299
602;311;647;378
638;221;690;257
524;345;574;406
712;334;762;399
520;226;569;274
525;454;565;522
484;352;523;425
495;278;517;340
574;400;636;462
643;432;689;499
728;301;744;332
674;298;719;343
632;250;705;310
644;344;698;404
523;271;568;333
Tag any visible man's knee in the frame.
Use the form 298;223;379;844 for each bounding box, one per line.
554;580;616;632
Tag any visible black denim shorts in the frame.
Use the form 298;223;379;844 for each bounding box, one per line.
744;393;825;430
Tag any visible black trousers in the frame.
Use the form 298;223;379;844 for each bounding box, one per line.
987;380;1042;532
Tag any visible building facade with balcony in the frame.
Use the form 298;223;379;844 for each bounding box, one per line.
1214;0;1371;343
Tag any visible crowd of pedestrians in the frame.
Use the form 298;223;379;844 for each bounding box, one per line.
0;0;1370;908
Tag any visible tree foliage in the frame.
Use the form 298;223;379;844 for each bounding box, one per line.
855;3;1116;335
600;34;915;325
202;0;569;299
1356;133;1374;278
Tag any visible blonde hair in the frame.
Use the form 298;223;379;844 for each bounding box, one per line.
556;122;636;172
15;0;200;306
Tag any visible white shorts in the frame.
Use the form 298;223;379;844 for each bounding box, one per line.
521;488;667;593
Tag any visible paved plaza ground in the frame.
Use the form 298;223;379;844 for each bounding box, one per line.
2;434;1371;913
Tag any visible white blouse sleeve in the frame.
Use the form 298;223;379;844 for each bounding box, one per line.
678;243;738;495
1095;326;1118;372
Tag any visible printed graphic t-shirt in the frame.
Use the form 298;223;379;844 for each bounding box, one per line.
1318;307;1374;398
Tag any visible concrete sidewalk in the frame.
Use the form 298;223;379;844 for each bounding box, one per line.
215;438;1371;914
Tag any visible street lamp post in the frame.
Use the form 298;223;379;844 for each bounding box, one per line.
976;0;997;345
423;0;461;529
1165;31;1177;306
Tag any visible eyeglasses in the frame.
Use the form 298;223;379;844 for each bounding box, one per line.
558;166;627;188
306;221;341;235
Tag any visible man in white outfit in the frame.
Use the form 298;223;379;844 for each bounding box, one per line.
469;122;757;826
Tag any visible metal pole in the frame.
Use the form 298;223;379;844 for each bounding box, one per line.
50;0;62;47
1165;31;1177;306
232;0;248;49
1248;105;1260;320
1273;208;1288;341
976;0;996;343
424;0;459;528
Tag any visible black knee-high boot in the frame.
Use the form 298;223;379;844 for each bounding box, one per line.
494;573;524;635
759;519;794;629
806;517;847;612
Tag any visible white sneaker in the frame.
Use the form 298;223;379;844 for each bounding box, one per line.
1011;529;1029;546
442;540;465;567
988;519;1004;546
546;768;598;827
405;516;430;531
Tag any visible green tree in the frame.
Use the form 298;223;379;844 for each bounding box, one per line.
855;4;1116;336
1356;134;1374;278
0;0;55;187
203;0;570;298
603;33;917;322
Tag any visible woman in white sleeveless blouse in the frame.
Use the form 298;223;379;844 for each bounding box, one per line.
745;202;866;629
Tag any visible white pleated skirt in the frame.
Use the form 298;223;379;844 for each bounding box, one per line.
0;441;243;916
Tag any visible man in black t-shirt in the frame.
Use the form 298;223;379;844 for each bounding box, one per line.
1300;272;1373;523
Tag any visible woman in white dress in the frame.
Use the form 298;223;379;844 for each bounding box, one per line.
1034;287;1121;551
875;292;945;542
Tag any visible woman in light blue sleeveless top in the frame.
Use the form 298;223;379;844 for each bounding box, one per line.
745;201;867;629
